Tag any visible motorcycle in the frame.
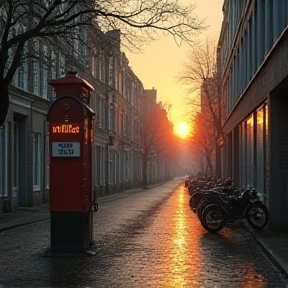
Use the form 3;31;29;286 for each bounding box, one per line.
187;179;209;196
199;186;269;233
189;177;237;213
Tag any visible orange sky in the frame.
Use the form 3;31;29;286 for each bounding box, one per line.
124;0;224;126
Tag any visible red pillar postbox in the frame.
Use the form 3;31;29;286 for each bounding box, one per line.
46;71;95;252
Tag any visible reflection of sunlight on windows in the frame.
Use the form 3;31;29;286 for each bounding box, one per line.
247;114;253;126
257;108;264;125
265;104;268;126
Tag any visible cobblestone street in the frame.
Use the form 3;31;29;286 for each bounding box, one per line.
0;181;287;288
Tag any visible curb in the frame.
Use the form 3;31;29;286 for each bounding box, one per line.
0;216;50;233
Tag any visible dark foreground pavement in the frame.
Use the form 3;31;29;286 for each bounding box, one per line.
0;179;288;287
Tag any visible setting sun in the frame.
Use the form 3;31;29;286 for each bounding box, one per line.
174;121;191;139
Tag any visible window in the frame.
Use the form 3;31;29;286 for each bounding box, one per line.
125;113;129;138
99;54;105;82
246;114;254;186
98;96;104;129
118;69;123;94
256;107;265;193
240;122;246;187
109;102;114;133
0;125;7;197
42;45;48;99
78;31;87;65
59;52;65;76
108;56;114;88
91;54;96;77
33;132;41;190
91;50;98;77
33;40;41;95
12;26;28;91
51;51;57;79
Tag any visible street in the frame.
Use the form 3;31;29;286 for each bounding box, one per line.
0;180;287;288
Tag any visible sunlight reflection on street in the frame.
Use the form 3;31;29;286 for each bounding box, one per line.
169;185;202;287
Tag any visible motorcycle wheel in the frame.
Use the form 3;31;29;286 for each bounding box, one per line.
201;204;227;233
196;195;219;220
246;202;269;230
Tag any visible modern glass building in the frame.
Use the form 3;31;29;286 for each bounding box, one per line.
218;0;288;231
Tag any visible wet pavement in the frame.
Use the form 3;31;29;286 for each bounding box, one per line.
0;180;288;287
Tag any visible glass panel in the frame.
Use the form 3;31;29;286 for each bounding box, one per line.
33;132;41;189
256;107;264;192
246;114;254;186
0;125;7;196
240;122;247;188
51;51;57;79
33;40;40;95
59;52;65;77
42;45;48;99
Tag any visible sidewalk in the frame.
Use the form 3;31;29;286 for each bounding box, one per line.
0;187;143;232
0;204;50;232
1;189;288;281
250;228;288;278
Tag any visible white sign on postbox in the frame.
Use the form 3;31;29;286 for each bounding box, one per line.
52;142;80;157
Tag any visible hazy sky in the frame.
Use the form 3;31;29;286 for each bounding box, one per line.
124;0;224;125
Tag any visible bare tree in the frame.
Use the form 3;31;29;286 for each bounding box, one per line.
0;0;205;127
178;39;223;177
153;103;177;181
189;111;215;177
140;97;174;189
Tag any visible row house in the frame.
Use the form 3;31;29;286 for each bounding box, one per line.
218;0;288;231
0;17;157;214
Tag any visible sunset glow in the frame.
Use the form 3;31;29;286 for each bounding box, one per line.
174;121;191;139
124;0;223;125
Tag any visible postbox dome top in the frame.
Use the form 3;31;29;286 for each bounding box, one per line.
49;71;94;91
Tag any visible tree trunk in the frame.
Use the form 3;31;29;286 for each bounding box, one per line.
0;83;9;127
205;154;214;178
215;142;222;179
142;154;148;189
